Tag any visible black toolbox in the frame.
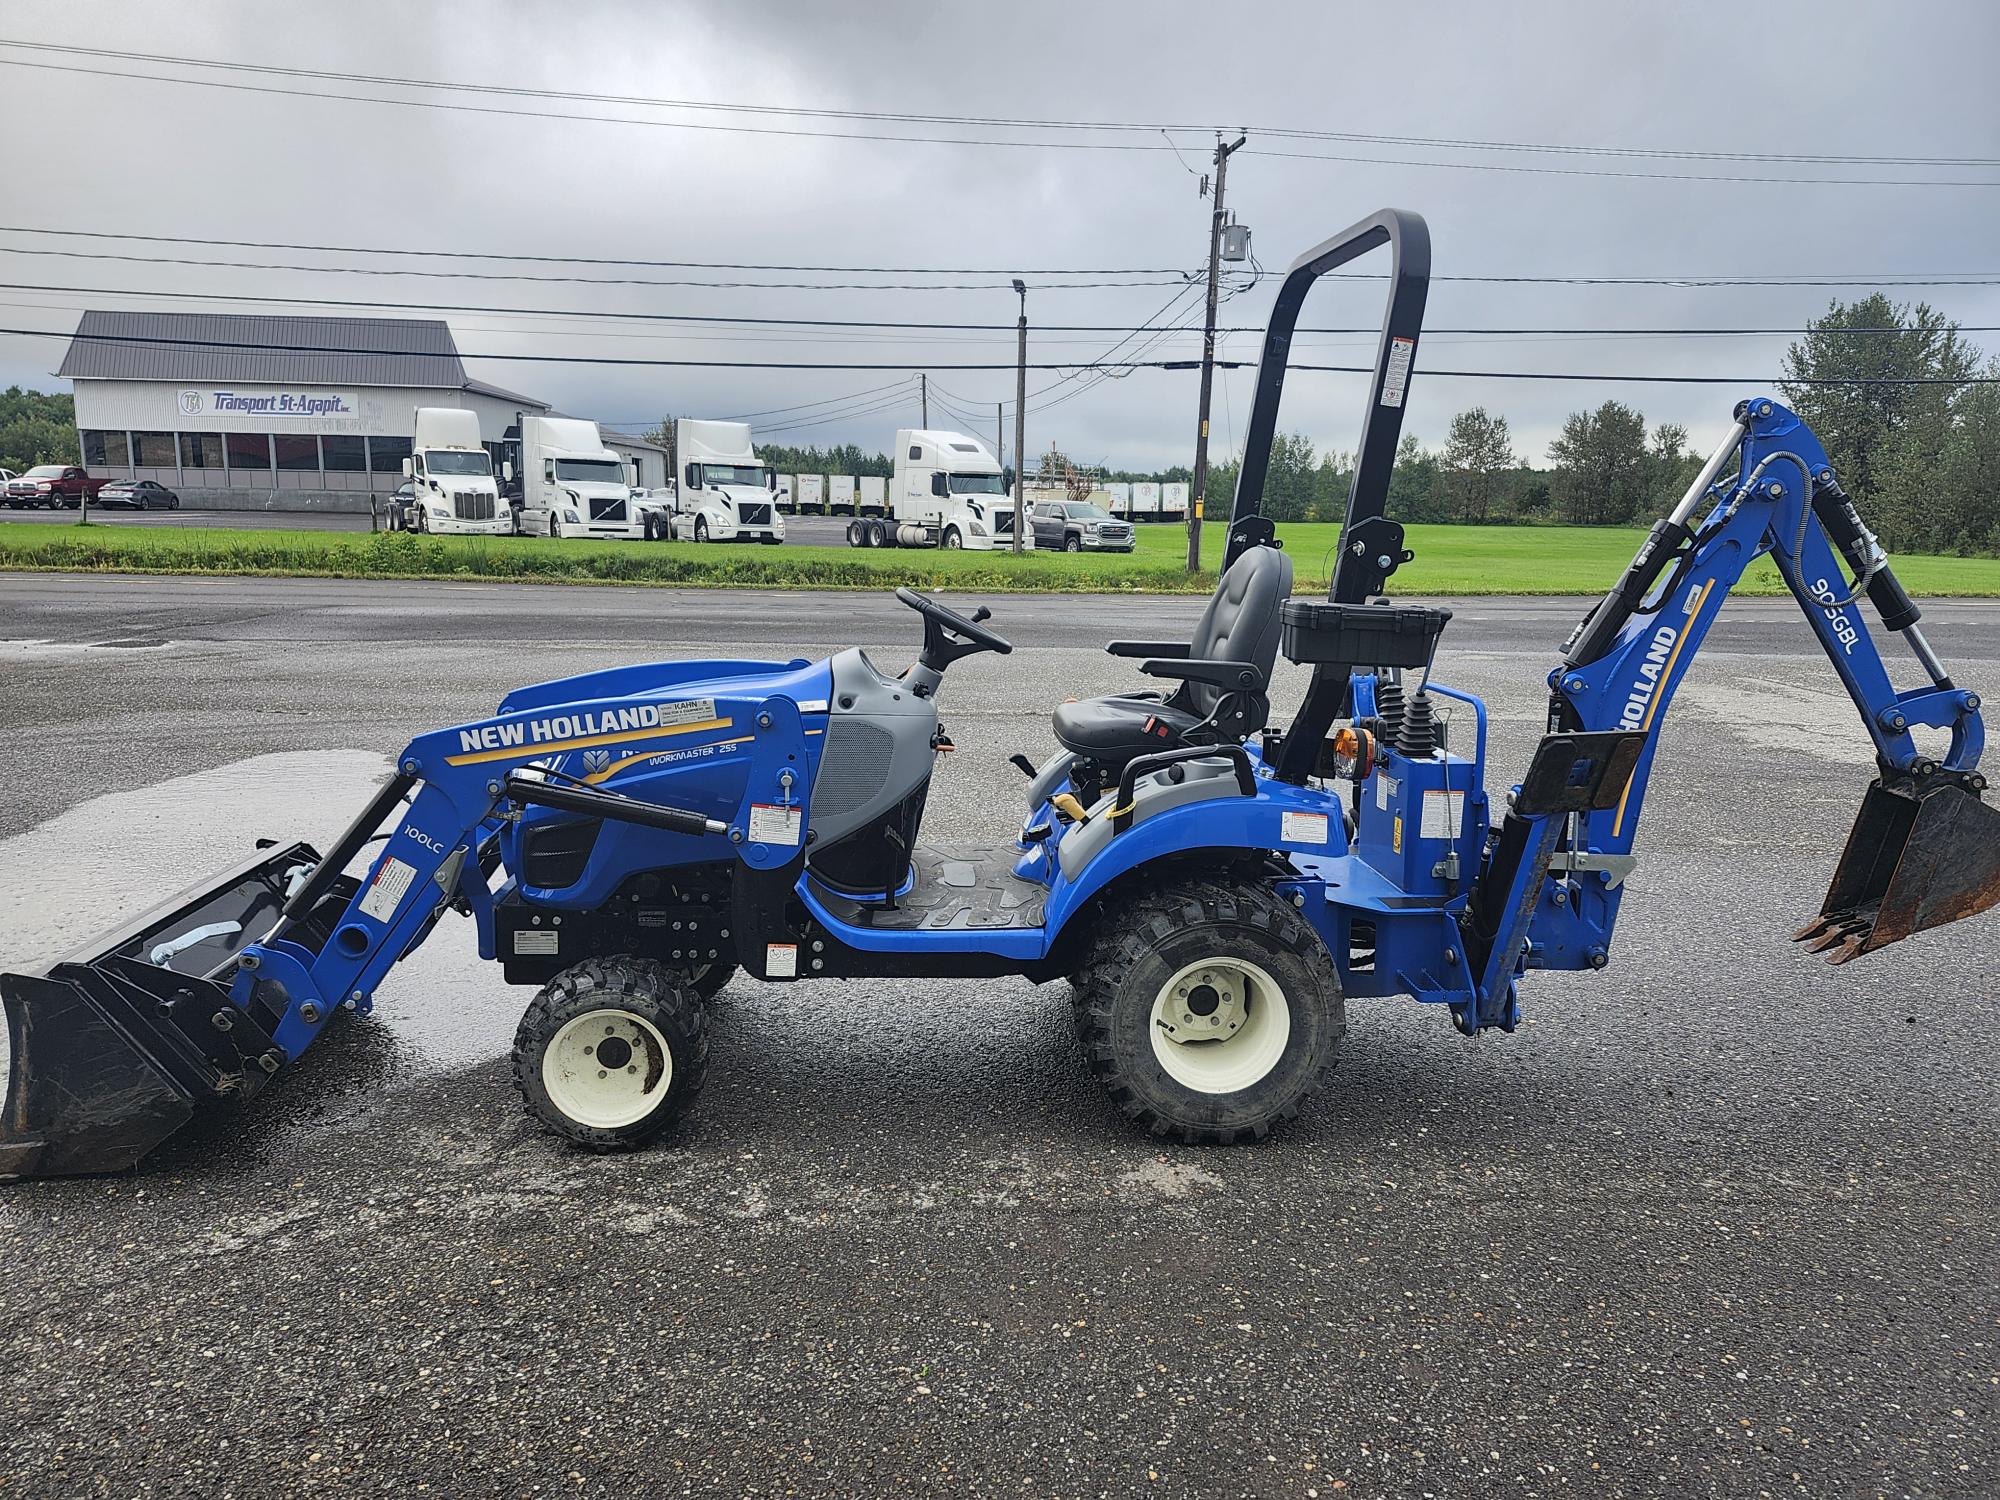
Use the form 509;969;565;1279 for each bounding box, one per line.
1279;599;1453;668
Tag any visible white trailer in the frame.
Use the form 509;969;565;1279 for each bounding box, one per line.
666;420;782;544
1131;481;1162;520
398;407;512;535
508;415;638;540
796;474;825;514
828;475;857;516
775;474;796;513
1161;481;1190;522
1103;481;1133;520
847;429;1034;552
858;476;888;516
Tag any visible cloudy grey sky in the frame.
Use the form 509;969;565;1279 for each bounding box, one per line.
2;0;1996;471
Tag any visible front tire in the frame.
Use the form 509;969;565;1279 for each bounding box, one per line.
942;527;962;549
694;517;708;543
1072;881;1342;1144
513;957;709;1151
1064;534;1082;553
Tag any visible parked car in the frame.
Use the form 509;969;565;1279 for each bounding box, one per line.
97;479;181;510
4;465;107;509
1031;499;1136;553
384;480;418;531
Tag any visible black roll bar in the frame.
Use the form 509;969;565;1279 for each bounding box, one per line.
1218;209;1431;783
1224;207;1431;584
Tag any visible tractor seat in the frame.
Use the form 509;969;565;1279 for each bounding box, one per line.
1052;545;1294;769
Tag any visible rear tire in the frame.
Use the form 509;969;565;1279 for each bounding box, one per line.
512;957;709;1151
1072;881;1342;1144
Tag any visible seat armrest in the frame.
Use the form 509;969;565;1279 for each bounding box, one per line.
1139;658;1265;692
1106;640;1189;659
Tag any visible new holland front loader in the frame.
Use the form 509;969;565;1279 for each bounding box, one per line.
5;209;1997;1179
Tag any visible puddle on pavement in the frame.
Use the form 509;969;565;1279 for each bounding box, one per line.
2;638;176;656
0;750;518;1076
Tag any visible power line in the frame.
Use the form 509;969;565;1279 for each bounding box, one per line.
3;47;2000;191
15;325;1994;384
7;230;1997;289
11;278;2000;343
3;38;2000;175
721;379;917;422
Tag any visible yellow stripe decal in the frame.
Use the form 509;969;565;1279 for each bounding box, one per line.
581;735;753;785
1612;578;1715;836
445;716;732;767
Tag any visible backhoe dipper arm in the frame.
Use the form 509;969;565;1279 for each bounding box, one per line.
1556;397;1984;852
1466;397;1992;1009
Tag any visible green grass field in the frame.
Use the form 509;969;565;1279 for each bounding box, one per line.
3;519;1999;595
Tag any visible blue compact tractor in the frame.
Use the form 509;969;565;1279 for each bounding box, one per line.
6;210;1997;1178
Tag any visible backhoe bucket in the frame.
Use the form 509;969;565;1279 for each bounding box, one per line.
1795;778;2000;964
1;840;333;1181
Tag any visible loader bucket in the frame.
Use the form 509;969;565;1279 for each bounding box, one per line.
1795;777;2000;964
0;840;336;1181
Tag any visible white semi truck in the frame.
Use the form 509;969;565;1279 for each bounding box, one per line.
397;408;512;535
667;420;784;544
846;429;1033;551
505;415;639;540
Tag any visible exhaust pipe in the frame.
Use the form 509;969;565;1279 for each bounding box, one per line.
0;840;349;1180
1796;773;2000;963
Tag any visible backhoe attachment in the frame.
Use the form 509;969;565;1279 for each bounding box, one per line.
1797;772;2000;963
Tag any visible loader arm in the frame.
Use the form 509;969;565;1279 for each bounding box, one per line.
1462;397;1995;1019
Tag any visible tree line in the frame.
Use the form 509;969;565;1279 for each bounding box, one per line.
1207;296;1997;554
0;387;76;475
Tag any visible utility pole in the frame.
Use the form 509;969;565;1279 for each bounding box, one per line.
1012;278;1027;554
1188;132;1246;572
920;373;928;428
996;402;1004;470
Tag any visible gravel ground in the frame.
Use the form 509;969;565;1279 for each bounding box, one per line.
0;575;1994;1499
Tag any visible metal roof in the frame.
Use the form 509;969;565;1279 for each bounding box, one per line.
58;310;470;388
601;429;667;454
462;376;551;410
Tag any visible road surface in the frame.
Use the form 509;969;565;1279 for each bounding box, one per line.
0;574;1993;1498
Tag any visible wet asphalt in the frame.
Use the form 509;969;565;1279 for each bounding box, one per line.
0;574;1994;1499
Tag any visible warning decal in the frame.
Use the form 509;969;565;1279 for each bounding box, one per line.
1280;810;1330;845
748;803;803;846
1421;789;1466;840
766;943;799;978
1380;337;1416;408
359;856;417;923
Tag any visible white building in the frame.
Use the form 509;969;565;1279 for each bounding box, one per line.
58;310;553;512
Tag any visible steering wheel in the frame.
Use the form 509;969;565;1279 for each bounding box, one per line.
896;586;1013;671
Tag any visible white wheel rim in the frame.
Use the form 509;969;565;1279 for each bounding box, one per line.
541;1007;674;1129
1148;956;1291;1095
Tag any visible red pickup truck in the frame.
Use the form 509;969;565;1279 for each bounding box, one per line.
4;465;110;509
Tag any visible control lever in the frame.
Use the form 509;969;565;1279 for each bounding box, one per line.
971;606;993;623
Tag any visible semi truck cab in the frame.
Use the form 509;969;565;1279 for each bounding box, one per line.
401;408;511;535
890;429;1034;550
509;416;640;540
669;419;784;544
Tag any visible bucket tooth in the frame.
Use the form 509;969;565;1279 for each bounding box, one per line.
1804;777;2000;963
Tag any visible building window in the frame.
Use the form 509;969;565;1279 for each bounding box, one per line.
179;432;224;469
321;435;366;472
132;431;177;467
226;432;272;472
81;430;130;467
274;434;320;472
368;436;411;474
